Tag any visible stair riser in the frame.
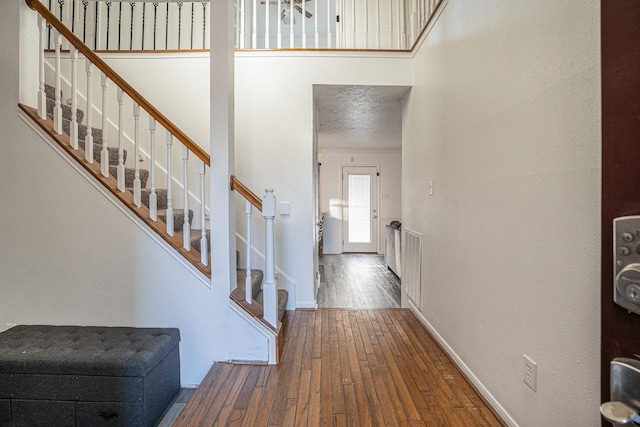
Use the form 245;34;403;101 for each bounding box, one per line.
46;97;84;123
77;140;126;166
141;189;168;211
108;166;149;188
157;210;194;234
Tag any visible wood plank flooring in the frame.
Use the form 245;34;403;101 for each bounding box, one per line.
173;309;503;426
318;254;401;308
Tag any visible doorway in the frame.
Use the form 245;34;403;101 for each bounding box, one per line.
342;166;378;253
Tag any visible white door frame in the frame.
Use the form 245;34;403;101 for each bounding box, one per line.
342;165;379;253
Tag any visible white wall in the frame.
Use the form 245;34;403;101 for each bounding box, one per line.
318;148;401;255
234;52;412;308
402;1;601;425
1;1;220;387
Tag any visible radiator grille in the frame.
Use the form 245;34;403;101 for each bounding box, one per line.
404;229;422;310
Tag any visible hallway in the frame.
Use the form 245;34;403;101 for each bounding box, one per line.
173;309;502;426
318;254;401;308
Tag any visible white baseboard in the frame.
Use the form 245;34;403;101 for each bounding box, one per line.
407;300;518;427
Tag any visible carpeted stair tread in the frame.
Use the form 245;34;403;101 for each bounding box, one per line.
236;268;263;300
141;188;168;210
189;229;210;252
109;165;149;188
44;84;60;101
46;98;84;123
255;289;288;322
157;209;194;233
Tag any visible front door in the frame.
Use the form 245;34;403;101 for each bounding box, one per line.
342;166;378;253
601;0;640;418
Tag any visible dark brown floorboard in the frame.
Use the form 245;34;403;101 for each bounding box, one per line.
318;254;400;308
173;309;504;426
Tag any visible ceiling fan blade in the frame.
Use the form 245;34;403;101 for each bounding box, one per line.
260;1;279;5
294;5;312;18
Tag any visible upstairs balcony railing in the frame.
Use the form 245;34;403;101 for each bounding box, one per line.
46;0;443;51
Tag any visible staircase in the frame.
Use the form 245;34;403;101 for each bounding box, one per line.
34;83;288;329
21;0;289;366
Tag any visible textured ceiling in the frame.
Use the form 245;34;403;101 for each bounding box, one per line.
314;85;411;150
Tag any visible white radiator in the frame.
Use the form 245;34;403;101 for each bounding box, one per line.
404;229;422;310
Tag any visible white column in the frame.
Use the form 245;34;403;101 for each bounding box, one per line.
37;15;46;119
117;87;125;191
53;30;62;134
69;46;79;150
165;131;174;236
100;72;109;177
84;59;93;163
182;145;191;250
149;116;158;220
245;200;252;304
262;188;277;327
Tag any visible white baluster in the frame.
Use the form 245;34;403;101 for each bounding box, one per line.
37;15;46;119
245;200;252;303
399;0;405;49
84;59;93;163
262;188;277;327
289;3;294;48
239;0;246;48
336;0;342;48
264;0;269;48
165;131;174;236
149;117;158;220
251;0;256;48
53;30;62;134
199;161;207;265
301;0;306;48
100;72;109;177
375;0;381;48
352;0;357;48
132;102;141;206
276;0;281;48
326;0;331;48
388;0;393;49
117;88;125;191
182;146;190;249
314;0;318;48
69;46;78;150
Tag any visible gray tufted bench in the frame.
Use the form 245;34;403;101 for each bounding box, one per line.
0;325;180;427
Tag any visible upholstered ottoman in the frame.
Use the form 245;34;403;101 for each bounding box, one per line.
0;325;180;427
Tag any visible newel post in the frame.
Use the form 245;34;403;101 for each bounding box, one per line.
262;188;277;328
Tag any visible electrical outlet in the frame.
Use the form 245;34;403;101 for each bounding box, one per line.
523;354;537;391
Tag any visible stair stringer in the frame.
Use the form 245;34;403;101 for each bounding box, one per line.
18;108;210;287
229;300;281;364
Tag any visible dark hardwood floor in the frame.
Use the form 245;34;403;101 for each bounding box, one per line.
173;309;503;426
318;254;401;308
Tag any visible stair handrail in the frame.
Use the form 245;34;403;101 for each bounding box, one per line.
25;0;210;166
230;175;262;212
